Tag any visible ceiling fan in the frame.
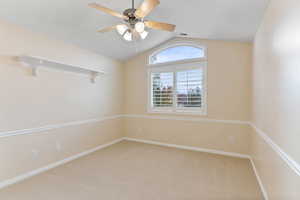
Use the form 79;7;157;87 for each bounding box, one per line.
88;0;176;41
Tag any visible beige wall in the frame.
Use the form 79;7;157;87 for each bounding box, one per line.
124;37;253;155
5;2;300;197
0;118;123;182
0;20;124;182
252;0;300;198
125;117;251;155
250;128;300;199
124;38;252;120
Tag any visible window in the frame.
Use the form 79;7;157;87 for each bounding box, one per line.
176;69;203;109
150;45;205;65
148;44;207;115
151;72;174;108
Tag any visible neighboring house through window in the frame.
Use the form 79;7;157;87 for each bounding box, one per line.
148;43;207;115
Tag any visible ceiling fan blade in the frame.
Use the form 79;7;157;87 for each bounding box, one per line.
145;21;176;32
135;0;160;18
97;25;118;33
89;3;128;20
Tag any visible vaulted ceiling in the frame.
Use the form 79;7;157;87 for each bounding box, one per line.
0;0;269;60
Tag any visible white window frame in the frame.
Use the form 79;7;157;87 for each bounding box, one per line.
147;43;207;115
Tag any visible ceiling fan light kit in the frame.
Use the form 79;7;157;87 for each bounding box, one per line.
116;24;128;35
123;30;133;41
89;0;176;42
135;22;145;33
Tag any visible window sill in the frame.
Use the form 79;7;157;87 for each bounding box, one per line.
147;109;207;116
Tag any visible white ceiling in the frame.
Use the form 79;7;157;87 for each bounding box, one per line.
0;0;269;60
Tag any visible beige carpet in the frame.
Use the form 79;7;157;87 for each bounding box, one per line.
0;141;263;200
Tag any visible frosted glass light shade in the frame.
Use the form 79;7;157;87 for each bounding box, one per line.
139;30;148;40
123;31;132;41
135;22;145;33
116;24;128;35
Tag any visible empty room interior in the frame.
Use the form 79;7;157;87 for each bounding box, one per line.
0;0;299;199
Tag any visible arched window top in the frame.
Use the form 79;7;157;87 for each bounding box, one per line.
149;44;206;65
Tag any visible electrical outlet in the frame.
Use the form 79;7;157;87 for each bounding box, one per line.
137;127;143;134
31;149;39;158
228;136;236;144
56;141;62;152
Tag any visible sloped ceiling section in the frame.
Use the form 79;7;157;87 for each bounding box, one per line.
0;0;269;60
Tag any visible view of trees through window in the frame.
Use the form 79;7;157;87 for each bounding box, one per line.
176;69;202;108
152;72;173;107
151;69;202;108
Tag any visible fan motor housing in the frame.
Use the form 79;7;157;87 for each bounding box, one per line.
123;8;140;26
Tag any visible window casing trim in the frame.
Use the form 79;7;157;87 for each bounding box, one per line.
148;61;207;115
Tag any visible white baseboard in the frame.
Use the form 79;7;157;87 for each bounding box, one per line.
250;159;269;200
124;137;251;159
0;137;125;190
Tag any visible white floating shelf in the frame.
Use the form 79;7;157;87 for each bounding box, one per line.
18;56;105;83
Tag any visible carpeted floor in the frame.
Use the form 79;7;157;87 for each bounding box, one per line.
0;141;263;200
